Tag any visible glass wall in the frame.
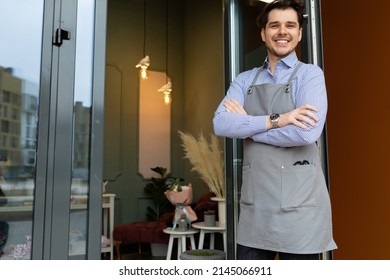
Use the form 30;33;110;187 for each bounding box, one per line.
1;0;107;260
0;0;44;259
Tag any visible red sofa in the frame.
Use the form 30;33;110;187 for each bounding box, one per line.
113;192;217;259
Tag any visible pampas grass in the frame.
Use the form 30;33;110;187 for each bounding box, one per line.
178;130;224;198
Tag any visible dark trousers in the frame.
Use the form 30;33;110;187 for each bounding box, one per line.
237;244;321;260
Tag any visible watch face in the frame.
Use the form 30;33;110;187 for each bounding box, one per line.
270;113;280;120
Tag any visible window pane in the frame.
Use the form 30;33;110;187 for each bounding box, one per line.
68;0;95;259
0;0;43;260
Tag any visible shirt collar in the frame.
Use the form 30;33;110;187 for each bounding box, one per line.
262;52;299;69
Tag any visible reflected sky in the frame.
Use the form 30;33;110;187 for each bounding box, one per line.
0;0;94;106
0;0;44;88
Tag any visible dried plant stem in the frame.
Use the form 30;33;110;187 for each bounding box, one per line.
178;130;224;198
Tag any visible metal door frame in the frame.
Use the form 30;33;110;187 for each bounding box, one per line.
32;0;107;259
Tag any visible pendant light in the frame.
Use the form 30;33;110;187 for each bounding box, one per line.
158;0;172;104
135;0;150;79
157;78;172;104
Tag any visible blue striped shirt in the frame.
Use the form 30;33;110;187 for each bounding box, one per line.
213;52;327;147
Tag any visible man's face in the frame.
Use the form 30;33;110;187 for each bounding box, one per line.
261;7;302;62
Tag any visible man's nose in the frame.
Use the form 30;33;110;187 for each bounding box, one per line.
278;25;287;34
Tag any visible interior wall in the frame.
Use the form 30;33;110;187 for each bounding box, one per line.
321;0;390;259
104;0;224;225
183;0;225;197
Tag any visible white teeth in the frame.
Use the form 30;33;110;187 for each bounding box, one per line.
276;40;288;43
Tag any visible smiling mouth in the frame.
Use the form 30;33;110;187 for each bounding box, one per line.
275;39;289;43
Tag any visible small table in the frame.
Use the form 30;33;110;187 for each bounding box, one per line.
101;193;116;260
192;222;226;252
163;227;199;260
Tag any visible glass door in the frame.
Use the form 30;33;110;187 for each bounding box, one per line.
0;0;44;260
34;0;107;260
1;0;107;260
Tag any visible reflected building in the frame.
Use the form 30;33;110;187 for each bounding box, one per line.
73;101;90;180
0;66;38;181
0;66;91;182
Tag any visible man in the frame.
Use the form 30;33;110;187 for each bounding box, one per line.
213;0;337;260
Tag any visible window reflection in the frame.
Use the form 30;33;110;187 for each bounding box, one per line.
0;0;43;260
68;0;95;259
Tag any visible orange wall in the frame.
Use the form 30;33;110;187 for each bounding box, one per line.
321;0;390;259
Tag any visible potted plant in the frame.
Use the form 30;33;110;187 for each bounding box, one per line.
203;210;216;227
180;249;226;260
143;167;177;221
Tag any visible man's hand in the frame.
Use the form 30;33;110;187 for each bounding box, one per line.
224;99;318;130
279;104;319;129
224;98;247;115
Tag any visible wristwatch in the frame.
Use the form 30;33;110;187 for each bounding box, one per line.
270;113;280;128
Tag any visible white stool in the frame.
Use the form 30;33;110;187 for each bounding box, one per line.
192;222;226;252
163;227;199;260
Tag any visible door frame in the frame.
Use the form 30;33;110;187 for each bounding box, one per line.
32;0;107;259
223;0;331;260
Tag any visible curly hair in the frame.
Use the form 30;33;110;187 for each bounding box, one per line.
256;0;305;29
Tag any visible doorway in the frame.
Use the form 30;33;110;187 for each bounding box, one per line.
103;0;226;259
104;0;329;260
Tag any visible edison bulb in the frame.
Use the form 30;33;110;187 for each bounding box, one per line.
140;67;148;80
163;91;171;105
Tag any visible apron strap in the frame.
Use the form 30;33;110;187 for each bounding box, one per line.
248;62;303;94
285;62;303;93
247;67;262;94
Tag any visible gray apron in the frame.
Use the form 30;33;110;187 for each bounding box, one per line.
237;63;337;254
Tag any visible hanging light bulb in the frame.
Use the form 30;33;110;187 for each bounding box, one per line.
158;0;172;105
135;0;150;80
158;79;172;105
135;55;150;80
163;91;171;105
140;67;148;79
